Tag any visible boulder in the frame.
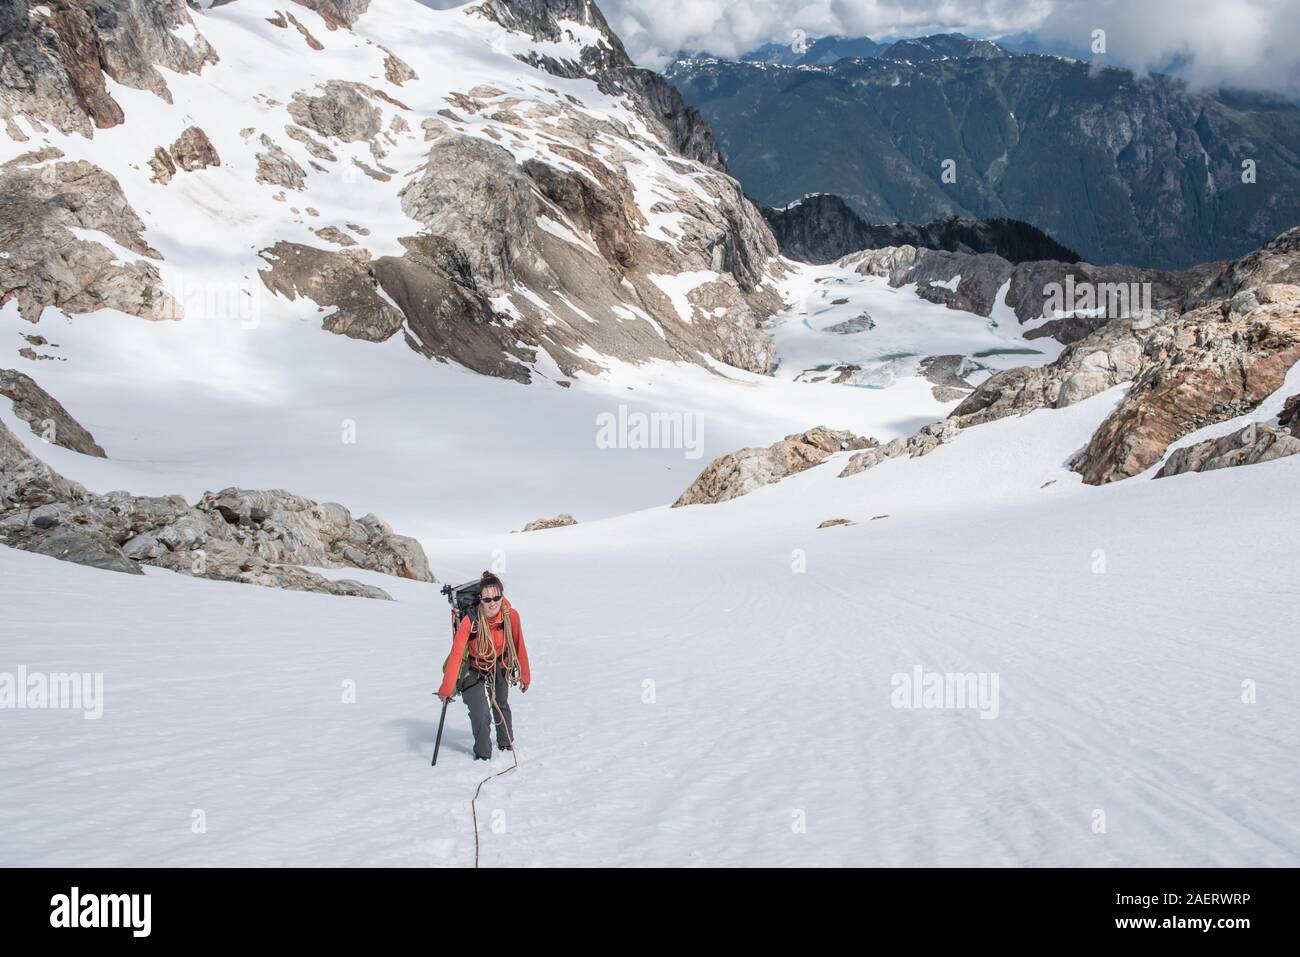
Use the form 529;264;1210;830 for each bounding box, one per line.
675;427;874;506
838;420;959;478
1156;422;1300;478
521;513;577;531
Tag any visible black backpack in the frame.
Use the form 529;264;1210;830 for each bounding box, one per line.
440;579;482;691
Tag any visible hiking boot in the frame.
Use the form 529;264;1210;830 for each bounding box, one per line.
498;743;512;752
473;753;490;761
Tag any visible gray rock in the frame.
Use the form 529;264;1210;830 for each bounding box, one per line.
521;513;577;531
0;522;142;575
1156;422;1300;478
0;368;106;457
838;421;958;478
0;158;176;323
676;427;874;505
258;242;404;343
253;133;306;189
0;417;430;598
399;133;537;293
288;80;381;143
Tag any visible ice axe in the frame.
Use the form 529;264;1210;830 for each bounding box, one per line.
431;694;450;767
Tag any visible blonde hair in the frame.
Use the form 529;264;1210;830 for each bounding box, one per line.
473;570;518;678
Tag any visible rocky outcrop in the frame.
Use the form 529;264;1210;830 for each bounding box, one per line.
258;242;405;343
1071;301;1300;484
0;369;105;457
919;355;982;403
0;157;176;323
1279;393;1300;432
1155;422;1300;478
757;194;873;265
674;427;874;506
838;420;958;478
0;0;217;138
372;244;536;382
521;513;577;531
761;195;1078;267
168;126;220;171
289;0;372;30
288;80;382;142
0;417;431;598
254;134;307;189
596;67;727;172
473;0;632;78
949;318;1150;428
399;134;537;293
192;487;431;582
846;245;1210;345
149;126;220;183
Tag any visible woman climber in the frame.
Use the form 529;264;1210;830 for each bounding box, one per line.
436;571;531;761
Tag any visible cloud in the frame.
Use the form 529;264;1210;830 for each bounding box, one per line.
595;0;1300;96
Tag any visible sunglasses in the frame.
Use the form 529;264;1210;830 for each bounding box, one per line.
480;595;503;604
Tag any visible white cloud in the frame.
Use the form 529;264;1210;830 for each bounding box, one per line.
595;0;1300;96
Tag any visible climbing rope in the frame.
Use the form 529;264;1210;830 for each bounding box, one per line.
463;611;521;869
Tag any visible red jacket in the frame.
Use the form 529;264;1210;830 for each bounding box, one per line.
437;598;531;698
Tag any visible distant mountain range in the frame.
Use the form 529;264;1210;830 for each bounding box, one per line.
666;36;1300;269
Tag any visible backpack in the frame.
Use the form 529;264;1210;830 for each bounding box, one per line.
440;579;483;694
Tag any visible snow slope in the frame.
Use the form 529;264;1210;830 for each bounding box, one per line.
2;0;1297;868
3;379;1299;867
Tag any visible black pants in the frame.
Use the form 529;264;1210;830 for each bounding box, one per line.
459;666;514;758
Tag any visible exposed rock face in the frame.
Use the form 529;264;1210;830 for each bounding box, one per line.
521;513;577;531
1071;302;1300;484
596;67;727;171
381;46;416;85
762;194;1078;267
0;0;217;138
845;244;1212;345
399;134;537;293
168;125;220;171
150;126;220;183
674;427;874;506
194;487;431;582
0;368;105;457
290;0;372;30
930;237;1300;486
1279;393;1300;432
918;355;982;403
0;417;431;598
254;134;307;189
757;194;872;265
257;242;405;343
474;0;632;77
0;157;175;323
1156;422;1300;478
838;420;958;478
372;244;535;382
949;319;1150;428
288;80;382;142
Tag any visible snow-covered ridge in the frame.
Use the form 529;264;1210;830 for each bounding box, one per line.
0;0;784;386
